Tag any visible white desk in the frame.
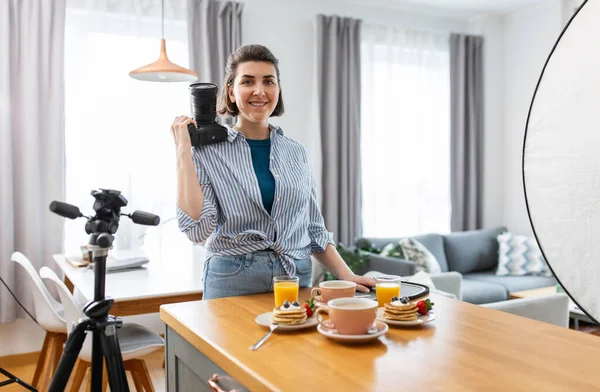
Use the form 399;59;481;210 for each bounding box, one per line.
52;247;205;317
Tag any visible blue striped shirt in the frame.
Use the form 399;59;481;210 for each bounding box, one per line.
177;124;335;277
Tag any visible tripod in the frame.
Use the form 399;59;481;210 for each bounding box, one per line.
48;189;160;392
49;234;129;392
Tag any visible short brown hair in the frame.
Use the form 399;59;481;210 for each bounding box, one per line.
217;44;285;117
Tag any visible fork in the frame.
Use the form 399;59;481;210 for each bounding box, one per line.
249;323;279;351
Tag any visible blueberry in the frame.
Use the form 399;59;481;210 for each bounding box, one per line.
391;296;399;302
283;300;290;308
292;301;300;307
400;297;409;304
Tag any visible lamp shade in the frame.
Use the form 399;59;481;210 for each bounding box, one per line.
129;39;198;82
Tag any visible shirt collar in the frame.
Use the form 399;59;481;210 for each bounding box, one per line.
225;123;283;142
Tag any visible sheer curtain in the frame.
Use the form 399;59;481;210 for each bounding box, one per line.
63;0;192;257
361;24;451;238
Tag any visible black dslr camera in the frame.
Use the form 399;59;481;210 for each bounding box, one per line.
187;83;229;146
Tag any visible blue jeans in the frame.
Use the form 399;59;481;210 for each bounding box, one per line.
202;250;313;300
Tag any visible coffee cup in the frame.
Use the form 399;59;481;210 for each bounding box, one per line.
310;280;356;302
315;297;377;335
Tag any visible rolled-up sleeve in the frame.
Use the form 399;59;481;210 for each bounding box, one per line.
307;177;335;253
177;149;219;242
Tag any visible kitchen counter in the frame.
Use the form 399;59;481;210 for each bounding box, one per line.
160;288;600;391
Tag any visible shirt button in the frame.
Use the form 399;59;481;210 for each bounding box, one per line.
277;197;280;202
253;235;262;241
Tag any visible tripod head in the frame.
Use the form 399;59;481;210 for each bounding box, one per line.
50;188;160;249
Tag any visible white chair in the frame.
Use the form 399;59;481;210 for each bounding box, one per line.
40;266;164;392
11;251;67;391
482;294;570;328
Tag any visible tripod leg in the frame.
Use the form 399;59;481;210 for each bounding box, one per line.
91;328;103;391
100;324;130;392
48;322;89;392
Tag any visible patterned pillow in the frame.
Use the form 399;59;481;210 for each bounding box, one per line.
496;232;552;277
380;238;441;274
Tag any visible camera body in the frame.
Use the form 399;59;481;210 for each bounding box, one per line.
187;82;228;147
187;122;228;146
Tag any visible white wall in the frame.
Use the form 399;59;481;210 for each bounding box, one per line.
501;0;566;235
469;14;505;230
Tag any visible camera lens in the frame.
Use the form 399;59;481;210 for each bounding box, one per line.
189;83;218;124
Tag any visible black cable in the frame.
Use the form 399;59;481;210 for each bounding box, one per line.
0;275;39;326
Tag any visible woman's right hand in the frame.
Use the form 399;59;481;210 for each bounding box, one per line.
170;115;197;150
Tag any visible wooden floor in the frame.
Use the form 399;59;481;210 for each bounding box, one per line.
0;349;165;391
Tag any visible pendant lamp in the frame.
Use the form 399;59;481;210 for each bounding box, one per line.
129;0;198;82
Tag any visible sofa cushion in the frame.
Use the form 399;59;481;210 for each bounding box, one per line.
496;232;552;277
443;227;507;274
412;233;448;272
461;279;508;304
380;238;442;274
464;271;557;293
357;234;449;272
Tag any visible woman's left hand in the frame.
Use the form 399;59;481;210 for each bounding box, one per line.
339;274;376;293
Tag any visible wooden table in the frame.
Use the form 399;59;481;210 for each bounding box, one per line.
160;288;600;391
509;285;558;299
52;247;204;317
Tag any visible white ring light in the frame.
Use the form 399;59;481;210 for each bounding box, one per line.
523;0;600;324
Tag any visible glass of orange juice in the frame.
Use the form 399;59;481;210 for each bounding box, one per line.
376;275;401;307
273;276;299;307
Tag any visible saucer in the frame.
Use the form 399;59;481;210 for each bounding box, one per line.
317;320;388;343
313;296;327;307
376;308;437;327
255;312;318;331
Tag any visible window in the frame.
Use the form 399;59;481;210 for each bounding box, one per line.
63;5;192;257
361;25;451;238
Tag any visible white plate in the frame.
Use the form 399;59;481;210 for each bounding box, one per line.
317;320;388;343
376;308;437;327
255;311;318;331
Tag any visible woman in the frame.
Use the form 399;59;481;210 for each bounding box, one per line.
170;44;374;300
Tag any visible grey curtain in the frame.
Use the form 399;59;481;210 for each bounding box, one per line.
187;0;243;125
450;33;484;232
0;0;66;323
315;15;362;246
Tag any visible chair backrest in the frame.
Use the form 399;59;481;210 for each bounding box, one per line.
40;266;95;360
39;267;84;334
11;252;66;333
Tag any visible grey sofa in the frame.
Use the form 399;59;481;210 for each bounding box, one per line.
356;226;557;304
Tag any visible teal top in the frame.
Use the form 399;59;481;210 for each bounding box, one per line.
246;138;275;214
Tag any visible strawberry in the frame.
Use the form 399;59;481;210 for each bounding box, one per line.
303;297;316;317
416;299;434;315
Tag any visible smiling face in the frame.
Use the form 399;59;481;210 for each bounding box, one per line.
228;61;280;126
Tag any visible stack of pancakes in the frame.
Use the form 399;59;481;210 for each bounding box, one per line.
383;301;419;321
271;306;308;325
